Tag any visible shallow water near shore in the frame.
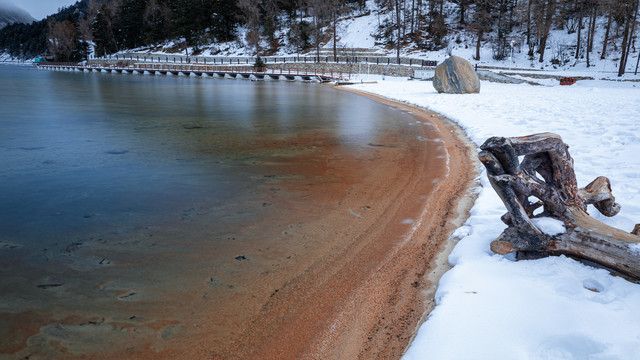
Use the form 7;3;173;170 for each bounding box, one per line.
0;64;445;358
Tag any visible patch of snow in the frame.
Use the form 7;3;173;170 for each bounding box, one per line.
451;225;470;240
532;217;566;236
629;243;640;256
335;13;377;49
403;254;640;360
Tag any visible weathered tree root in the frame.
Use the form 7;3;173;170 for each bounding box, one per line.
479;132;640;279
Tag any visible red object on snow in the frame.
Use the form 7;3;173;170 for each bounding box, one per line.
559;77;576;86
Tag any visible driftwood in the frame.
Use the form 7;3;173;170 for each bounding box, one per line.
478;132;640;279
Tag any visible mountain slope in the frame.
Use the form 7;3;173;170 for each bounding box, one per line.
0;3;34;29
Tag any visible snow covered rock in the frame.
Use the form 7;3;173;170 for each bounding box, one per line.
433;56;480;94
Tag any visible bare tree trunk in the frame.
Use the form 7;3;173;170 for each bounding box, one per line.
619;9;632;76
586;17;591;66
588;4;597;53
601;5;613;59
460;1;467;25
476;30;483;60
314;13;320;59
410;0;415;34
333;14;337;62
508;0;515;31
428;0;435;30
526;0;532;54
538;36;548;62
624;1;639;73
402;0;407;39
585;4;596;67
416;0;422;29
497;7;503;41
575;4;583;60
396;0;401;64
538;0;556;63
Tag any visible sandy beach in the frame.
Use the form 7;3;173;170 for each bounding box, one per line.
3;88;477;360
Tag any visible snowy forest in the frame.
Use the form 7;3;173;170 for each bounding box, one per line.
0;0;638;74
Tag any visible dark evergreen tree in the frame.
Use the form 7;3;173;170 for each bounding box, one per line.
169;0;213;51
70;36;89;61
143;0;172;44
116;0;148;49
92;4;119;57
260;0;282;51
209;0;239;42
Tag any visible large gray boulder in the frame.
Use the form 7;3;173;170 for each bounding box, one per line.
432;56;480;94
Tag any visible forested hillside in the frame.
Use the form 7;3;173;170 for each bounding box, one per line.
0;0;638;75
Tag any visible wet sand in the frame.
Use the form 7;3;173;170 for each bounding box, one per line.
2;88;478;360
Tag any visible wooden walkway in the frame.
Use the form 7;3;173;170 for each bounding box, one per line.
37;62;351;82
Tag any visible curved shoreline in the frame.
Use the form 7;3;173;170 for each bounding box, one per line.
312;87;479;358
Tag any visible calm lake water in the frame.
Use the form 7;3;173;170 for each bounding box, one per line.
0;65;393;249
0;64;434;357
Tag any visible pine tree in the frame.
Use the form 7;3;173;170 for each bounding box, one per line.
92;4;119;57
143;0;172;44
117;0;147;49
209;0;239;42
169;0;210;52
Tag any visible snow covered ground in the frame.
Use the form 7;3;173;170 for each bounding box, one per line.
349;75;640;359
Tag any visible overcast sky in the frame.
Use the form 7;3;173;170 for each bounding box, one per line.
2;0;79;20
